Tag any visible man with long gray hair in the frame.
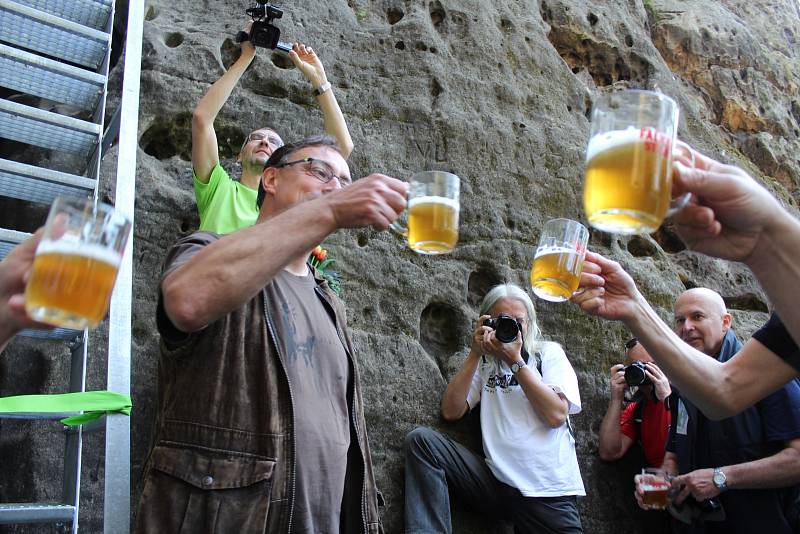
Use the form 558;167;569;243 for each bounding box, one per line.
405;283;584;533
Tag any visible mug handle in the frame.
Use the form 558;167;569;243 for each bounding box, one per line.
667;140;696;216
389;196;409;237
389;217;408;238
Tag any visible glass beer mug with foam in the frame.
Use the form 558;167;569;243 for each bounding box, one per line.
583;90;692;234
25;196;132;330
391;171;460;255
531;218;589;303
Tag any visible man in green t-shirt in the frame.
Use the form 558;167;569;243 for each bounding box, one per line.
192;22;354;235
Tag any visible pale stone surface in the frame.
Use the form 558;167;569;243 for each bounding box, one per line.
0;0;798;532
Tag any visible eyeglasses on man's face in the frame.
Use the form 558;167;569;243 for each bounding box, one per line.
275;157;352;186
247;131;284;148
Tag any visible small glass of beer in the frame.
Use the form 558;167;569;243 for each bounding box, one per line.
25;196;132;330
390;171;460;255
530;218;589;302
583;89;693;234
639;468;673;510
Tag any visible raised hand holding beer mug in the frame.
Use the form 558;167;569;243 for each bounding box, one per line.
583;90;694;234
531;218;589;302
25;197;131;330
390;171;460;255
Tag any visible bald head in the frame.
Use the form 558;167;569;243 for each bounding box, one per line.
673;288;732;356
625;341;653;366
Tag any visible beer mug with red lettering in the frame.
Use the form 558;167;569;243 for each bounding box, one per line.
583;90;693;234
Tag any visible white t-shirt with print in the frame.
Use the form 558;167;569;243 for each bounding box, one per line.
466;341;585;497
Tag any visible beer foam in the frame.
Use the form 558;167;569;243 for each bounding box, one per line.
534;245;580;258
37;239;122;266
408;195;460;211
586;128;643;162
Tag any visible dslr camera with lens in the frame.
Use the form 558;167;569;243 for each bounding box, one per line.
623;360;652;387
236;1;292;52
483;315;522;344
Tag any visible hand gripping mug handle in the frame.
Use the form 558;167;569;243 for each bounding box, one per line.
389;194;410;238
668;140;696;216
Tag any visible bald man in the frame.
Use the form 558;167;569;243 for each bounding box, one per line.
635;288;800;533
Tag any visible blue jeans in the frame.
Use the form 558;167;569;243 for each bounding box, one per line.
404;427;583;534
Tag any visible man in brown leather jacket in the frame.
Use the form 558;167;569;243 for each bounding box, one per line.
135;136;408;534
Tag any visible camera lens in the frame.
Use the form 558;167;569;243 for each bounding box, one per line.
624;361;648;387
494;316;520;343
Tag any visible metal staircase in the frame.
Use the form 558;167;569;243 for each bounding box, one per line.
0;0;143;531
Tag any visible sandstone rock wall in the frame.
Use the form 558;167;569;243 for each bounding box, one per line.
0;0;798;532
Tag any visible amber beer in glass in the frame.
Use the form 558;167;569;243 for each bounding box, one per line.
584;90;691;234
392;171;460;255
531;219;589;303
640;468;672;509
25;197;131;330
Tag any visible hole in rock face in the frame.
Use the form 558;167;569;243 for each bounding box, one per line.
145;6;158;20
626;235;658;257
271;52;294;70
139;112;193;161
625;34;633;47
165;32;184;48
419;302;466;361
652;224;686;254
587;13;598;26
357;233;369;247
724;294;769;313
395;41;406;50
468;266;504;308
415;41;428;51
431;78;443;98
387;7;404;24
430;2;446;29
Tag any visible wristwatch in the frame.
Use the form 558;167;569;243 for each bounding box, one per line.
314;81;332;96
712;467;728;491
510;360;526;374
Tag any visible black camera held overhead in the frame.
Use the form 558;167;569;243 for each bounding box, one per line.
236;1;292;52
624;360;652;387
483;315;523;344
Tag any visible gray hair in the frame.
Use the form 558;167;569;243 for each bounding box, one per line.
479;283;543;355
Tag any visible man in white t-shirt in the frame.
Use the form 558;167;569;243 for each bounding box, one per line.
405;284;584;533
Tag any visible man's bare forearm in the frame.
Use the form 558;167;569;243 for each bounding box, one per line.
598;400;627;460
163;197;336;332
317;90;354;158
441;351;480;421
746;210;800;349
724;442;800;489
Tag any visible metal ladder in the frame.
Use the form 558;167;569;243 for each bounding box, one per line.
0;0;143;532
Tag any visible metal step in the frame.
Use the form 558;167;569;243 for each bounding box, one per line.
0;98;100;155
0;158;95;205
0;227;27;258
0;503;75;524
13;0;112;32
0;0;110;70
0;228;83;341
0;44;105;111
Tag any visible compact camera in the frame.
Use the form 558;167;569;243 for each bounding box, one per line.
236;1;292;52
483;315;522;344
624;360;652;387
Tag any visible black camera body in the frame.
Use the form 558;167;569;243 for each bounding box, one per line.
237;2;292;52
483;315;522;344
624;360;652;387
